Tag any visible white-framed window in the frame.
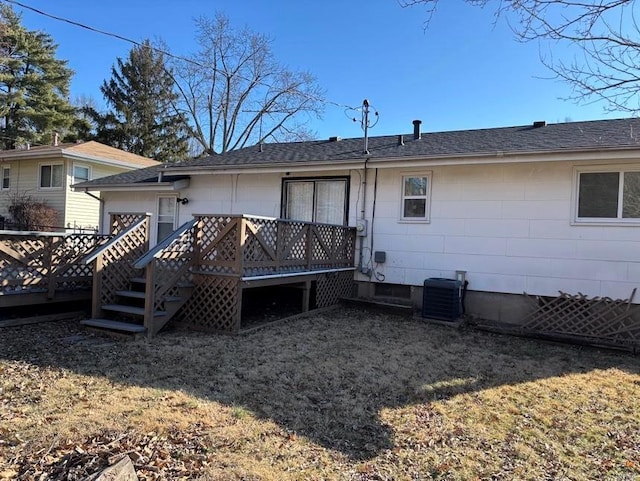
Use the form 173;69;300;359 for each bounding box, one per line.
282;177;349;225
39;163;64;189
400;173;431;222
73;164;90;184
1;165;10;190
156;195;177;243
574;166;640;223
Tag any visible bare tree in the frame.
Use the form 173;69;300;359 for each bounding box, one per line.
401;0;640;113
166;14;324;156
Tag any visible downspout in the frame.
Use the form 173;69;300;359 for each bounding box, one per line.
370;167;379;277
358;157;368;272
84;189;104;234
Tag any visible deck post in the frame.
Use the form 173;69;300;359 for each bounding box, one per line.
192;216;202;268
144;259;156;338
302;280;312;312
236;217;247;275
306;225;313;271
91;253;104;318
45;236;56;299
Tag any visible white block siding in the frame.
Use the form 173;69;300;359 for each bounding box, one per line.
363;162;640;303
101;169;360;244
100;160;640;303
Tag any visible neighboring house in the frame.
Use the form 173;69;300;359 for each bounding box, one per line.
0;141;159;232
75;118;640;323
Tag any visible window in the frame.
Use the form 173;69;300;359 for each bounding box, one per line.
1;166;9;189
73;164;90;184
157;195;177;242
401;174;431;221
282;177;348;225
40;163;64;188
576;169;640;222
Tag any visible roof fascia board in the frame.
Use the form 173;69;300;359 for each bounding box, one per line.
158;146;640;175
368;147;640;168
161;161;366;175
76;178;189;192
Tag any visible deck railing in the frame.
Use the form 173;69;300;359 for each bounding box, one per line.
133;218;198;334
0;230;109;298
83;213;150;318
194;214;356;277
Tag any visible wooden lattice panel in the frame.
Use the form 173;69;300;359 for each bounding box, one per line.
110;213;146;235
100;221;149;306
52;234;105;290
152;226;195;311
521;290;640;348
316;270;355;309
197;216;238;274
0;233;107;295
179;274;240;332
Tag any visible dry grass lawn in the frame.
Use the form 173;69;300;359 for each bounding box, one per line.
1;307;639;480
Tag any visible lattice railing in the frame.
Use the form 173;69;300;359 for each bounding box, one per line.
521;290;640;349
192;215;356;277
84;214;150;317
133;218;198;334
0;231;108;297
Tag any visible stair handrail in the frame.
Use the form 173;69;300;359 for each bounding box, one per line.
133;218;198;269
82;216;150;265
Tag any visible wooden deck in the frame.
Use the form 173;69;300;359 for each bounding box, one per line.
84;214;357;336
0;230;108;308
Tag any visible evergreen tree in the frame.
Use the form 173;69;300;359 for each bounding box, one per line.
91;40;190;162
0;5;78;150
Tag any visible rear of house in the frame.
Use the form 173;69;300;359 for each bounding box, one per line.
76;118;640;324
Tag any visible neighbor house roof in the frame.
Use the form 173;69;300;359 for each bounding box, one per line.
0;140;159;169
76;118;640;190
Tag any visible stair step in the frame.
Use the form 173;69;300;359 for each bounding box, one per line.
130;277;193;289
102;304;165;317
115;290;146;299
115;291;182;303
81;318;146;333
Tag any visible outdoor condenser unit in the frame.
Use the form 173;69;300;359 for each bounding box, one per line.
422;278;462;321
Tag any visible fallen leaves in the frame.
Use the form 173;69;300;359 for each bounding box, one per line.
3;424;213;480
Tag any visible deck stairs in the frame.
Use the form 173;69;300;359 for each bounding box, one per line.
81;275;193;338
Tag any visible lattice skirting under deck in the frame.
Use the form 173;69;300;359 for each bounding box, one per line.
316;270;355;309
178;274;241;333
176;270;355;333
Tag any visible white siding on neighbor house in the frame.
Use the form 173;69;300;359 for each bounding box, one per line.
363;161;640;302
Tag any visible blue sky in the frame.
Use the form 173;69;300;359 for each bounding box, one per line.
9;0;626;140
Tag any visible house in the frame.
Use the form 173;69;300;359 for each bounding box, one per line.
0;141;159;232
75;118;640;326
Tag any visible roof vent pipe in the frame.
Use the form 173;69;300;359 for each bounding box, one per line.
413;119;422;140
397;135;404;146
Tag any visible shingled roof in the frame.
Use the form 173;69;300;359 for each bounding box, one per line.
0;141;159;168
76;118;640;189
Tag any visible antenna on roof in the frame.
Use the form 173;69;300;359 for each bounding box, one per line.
358;99;379;155
362;99;370;154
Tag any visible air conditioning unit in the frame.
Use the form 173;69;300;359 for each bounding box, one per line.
422;278;462;321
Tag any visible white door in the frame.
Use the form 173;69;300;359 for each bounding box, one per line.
156;195;177;243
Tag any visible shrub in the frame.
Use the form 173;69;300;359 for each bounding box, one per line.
8;194;58;231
